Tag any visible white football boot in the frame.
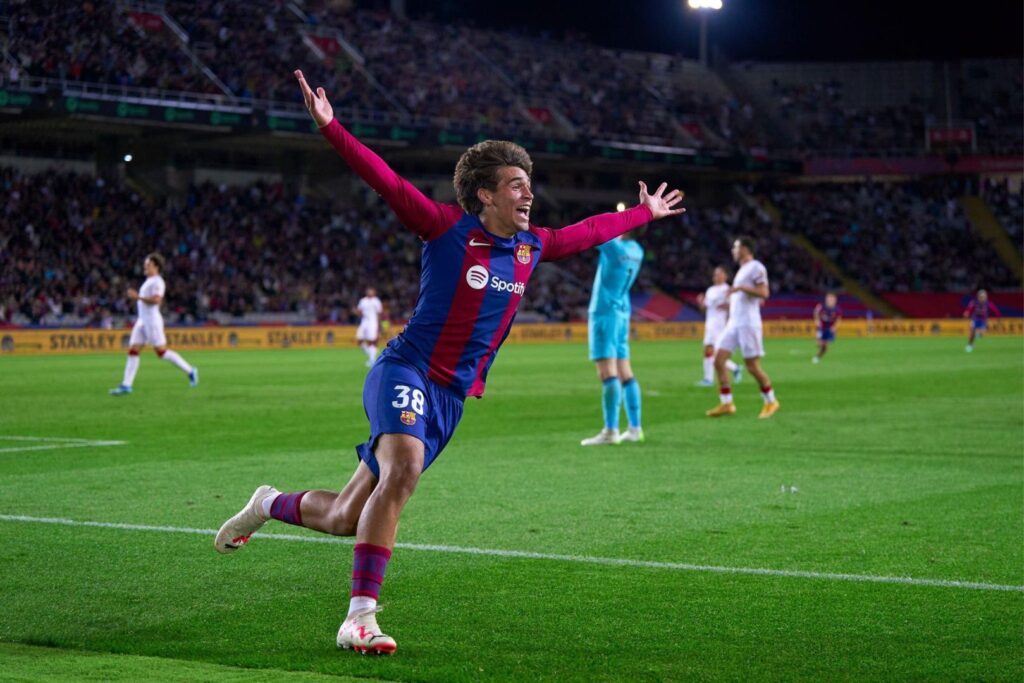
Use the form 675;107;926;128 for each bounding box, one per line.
618;427;645;443
214;485;279;554
580;428;621;446
337;607;397;655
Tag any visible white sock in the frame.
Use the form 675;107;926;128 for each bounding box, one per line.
761;387;776;403
725;360;738;372
260;494;278;518
348;596;376;618
720;388;733;404
161;349;192;374
122;354;140;386
702;356;714;382
367;344;377;360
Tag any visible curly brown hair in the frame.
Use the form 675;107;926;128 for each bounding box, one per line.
453;140;533;215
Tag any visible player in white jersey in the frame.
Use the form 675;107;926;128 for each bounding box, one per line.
695;266;741;386
109;253;198;395
706;237;780;419
355;287;384;366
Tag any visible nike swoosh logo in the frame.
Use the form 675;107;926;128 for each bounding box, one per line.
469;239;491;247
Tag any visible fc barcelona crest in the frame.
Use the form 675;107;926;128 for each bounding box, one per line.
400;410;417;426
516;244;532;264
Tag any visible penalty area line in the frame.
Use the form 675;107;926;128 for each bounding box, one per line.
0;514;1020;594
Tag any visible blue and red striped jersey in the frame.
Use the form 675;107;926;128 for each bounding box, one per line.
816;304;841;331
319;119;653;398
964;298;1000;322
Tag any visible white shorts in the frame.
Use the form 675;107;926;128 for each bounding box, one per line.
703;320;726;346
356;320;379;342
129;318;166;348
715;325;764;359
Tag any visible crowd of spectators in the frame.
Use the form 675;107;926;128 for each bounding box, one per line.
1;1;771;149
769;180;1018;292
310;7;530;134
982;177;1023;246
769;79;928;156
4;2;1020;157
2;165;1018;328
5;0;221;94
0;166;424;326
960;78;1024;156
164;0;394;111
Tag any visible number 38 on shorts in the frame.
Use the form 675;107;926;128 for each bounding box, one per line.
391;384;425;418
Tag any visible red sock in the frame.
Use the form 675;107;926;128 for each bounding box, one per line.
351;543;392;600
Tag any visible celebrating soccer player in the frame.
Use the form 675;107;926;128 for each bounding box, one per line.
109;253;198;395
695;266;741;386
963;288;1000;352
214;70;686;655
580;230;645;446
812;292;842;363
706;236;779;419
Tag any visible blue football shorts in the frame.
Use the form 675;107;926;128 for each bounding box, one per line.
588;313;630;361
817;328;836;343
355;357;464;478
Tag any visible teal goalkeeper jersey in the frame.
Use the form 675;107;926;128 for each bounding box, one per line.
588;238;644;317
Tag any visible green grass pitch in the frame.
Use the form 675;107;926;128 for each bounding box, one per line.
0;337;1021;681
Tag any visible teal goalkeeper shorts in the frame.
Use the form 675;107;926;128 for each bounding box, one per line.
588;313;630;361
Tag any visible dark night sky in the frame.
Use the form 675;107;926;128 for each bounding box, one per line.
406;0;1022;62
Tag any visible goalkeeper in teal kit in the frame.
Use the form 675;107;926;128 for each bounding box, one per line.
580;232;645;446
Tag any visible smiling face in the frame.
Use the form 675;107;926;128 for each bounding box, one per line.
478;166;533;236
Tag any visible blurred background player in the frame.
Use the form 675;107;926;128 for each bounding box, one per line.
109;254;198;395
963;289;1001;352
214;70;685;656
706;236;779;419
581;230;645;446
355;287;384;366
695;265;740;386
812;292;842;363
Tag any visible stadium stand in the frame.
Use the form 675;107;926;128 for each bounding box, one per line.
1;3;1020;330
7;1;221;94
769;181;1019;293
0;165;860;327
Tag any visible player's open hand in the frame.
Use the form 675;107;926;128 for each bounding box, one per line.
294;70;334;128
638;181;685;220
127;288;139;301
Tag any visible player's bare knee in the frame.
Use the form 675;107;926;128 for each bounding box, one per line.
378;462;420;499
595;359;617;381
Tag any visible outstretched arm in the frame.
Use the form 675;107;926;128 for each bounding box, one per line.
536;181;684;261
296;70;460;240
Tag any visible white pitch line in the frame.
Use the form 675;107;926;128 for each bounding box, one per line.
0;436;126;454
0;514;1021;593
